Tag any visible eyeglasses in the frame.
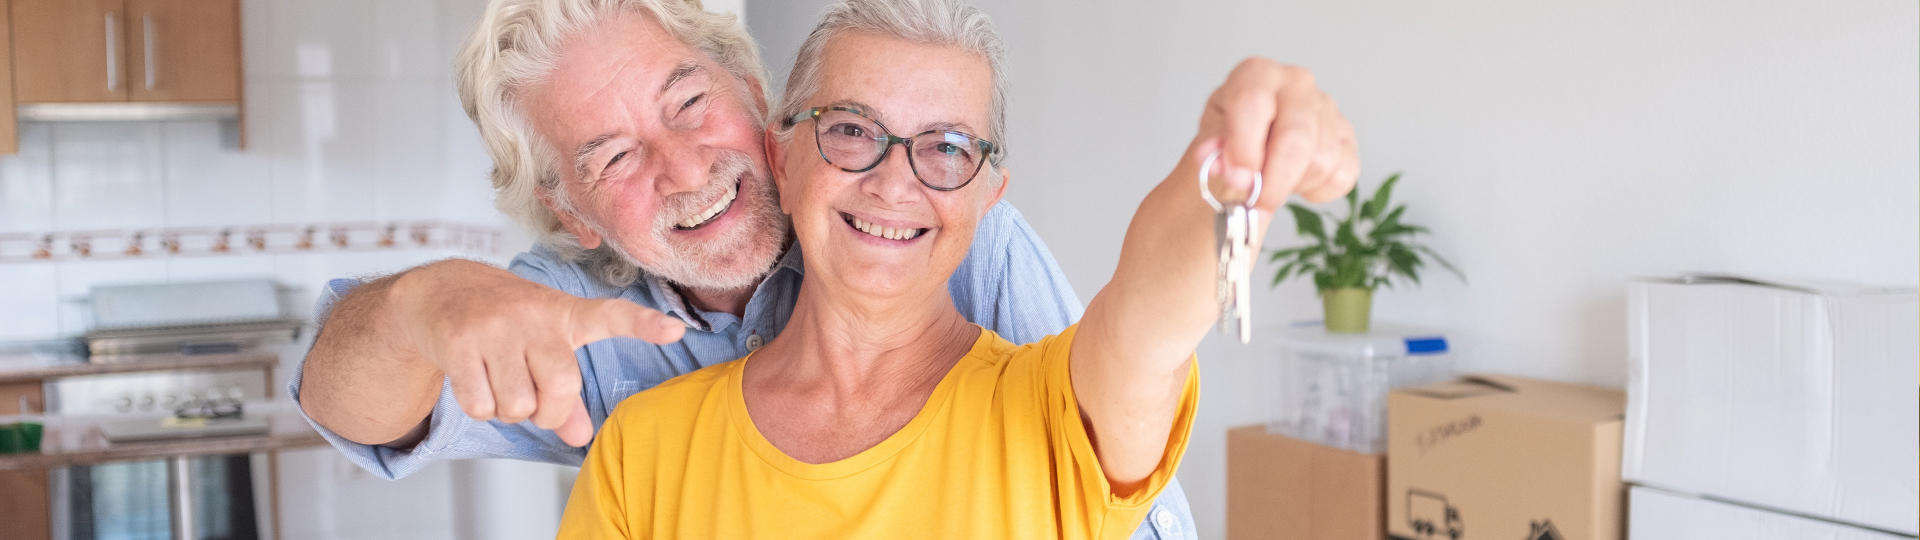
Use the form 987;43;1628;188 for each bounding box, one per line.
783;106;1001;191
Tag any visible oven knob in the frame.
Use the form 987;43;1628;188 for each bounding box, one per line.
163;394;179;408
138;395;156;411
227;386;246;401
115;396;133;413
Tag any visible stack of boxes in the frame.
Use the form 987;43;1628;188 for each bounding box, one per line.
1622;276;1919;539
1228;324;1455;540
1230;326;1633;540
1229;275;1917;540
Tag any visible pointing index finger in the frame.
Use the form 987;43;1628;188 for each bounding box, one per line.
568;298;687;348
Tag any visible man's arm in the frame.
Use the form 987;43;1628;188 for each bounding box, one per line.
299;273;443;448
299;259;686;449
1070;59;1359;491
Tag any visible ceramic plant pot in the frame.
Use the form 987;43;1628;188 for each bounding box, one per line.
1322;287;1374;333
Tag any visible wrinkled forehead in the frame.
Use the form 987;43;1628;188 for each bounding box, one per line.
811;30;994;138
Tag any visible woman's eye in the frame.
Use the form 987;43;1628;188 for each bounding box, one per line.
681;93;704;110
830;124;867;138
607;151;628;168
934;142;961;155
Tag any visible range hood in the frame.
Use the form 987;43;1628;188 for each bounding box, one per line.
17;103;238;122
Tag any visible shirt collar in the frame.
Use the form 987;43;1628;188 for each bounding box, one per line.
640;245;806;332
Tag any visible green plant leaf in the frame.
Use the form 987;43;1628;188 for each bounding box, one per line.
1361;172;1401;221
1272;262;1297;286
1287;203;1327;242
1266;246;1306;261
1344;182;1360;218
1371;206;1408;240
1334;220;1365;252
1386;242;1423;285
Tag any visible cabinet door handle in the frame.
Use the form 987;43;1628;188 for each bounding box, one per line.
143;15;156;91
105;12;120;91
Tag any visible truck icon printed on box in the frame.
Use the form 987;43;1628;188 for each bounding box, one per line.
1406;489;1464;540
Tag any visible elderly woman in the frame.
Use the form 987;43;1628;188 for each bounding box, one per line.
556;0;1356;537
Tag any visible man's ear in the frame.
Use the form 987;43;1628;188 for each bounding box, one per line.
541;194;603;249
765;127;795;215
984;165;1009;212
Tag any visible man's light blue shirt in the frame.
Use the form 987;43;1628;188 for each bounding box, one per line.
288;201;1195;540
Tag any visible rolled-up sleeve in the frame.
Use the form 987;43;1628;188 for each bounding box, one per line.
289;270;589;480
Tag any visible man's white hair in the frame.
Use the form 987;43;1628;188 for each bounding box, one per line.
773;0;1010;175
455;0;767;284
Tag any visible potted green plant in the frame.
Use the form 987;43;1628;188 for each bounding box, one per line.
1267;173;1462;333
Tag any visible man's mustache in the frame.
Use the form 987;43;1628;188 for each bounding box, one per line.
655;151;756;227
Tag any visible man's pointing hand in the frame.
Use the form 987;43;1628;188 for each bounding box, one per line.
394;260;686;447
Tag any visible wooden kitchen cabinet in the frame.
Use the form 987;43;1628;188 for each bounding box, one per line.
0;0;16;154
0;381;46;540
10;0;128;103
4;0;242;154
10;0;241;104
0;382;40;414
125;0;241;102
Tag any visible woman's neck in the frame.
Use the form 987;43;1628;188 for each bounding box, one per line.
755;277;977;391
740;277;979;464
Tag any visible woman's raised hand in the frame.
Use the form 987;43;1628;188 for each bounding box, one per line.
1193;58;1359;211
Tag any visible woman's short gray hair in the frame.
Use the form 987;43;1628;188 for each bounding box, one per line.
774;0;1009;169
455;0;768;259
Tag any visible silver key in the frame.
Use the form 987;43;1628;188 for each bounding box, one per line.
1200;152;1261;344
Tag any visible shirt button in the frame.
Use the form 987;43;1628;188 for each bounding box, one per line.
1153;507;1175;530
746;334;764;351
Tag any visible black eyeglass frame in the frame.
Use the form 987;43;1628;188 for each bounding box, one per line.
782;105;1003;192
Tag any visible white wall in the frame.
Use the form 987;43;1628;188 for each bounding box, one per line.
0;0;508;341
745;1;1920;538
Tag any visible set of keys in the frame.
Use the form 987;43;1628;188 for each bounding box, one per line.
1199;152;1260;344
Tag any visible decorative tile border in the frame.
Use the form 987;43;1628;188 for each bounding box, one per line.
0;221;504;263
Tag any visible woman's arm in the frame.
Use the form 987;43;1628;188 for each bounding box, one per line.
1069;58;1359;491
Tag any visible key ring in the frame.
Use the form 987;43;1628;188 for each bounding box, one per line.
1198;151;1263;212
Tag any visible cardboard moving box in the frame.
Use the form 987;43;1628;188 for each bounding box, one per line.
1624;275;1919;535
1228;425;1384;540
1628;485;1914;540
1386;375;1624;540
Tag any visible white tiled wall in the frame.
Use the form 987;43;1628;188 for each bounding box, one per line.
0;0;511;343
0;0;543;538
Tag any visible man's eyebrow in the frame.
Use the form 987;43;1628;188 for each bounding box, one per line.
660;60;705;95
573;133;618;179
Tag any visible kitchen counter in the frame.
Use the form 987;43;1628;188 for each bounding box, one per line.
0;346;325;470
0;348;280;384
0;399;325;470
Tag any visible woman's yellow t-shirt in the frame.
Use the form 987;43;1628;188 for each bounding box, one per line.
555;324;1199;540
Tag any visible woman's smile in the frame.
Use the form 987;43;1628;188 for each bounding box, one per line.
839;211;933;245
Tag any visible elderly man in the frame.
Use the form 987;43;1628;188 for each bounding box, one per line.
294;0;1236;537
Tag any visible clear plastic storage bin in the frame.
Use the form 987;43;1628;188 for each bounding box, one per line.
1267;323;1456;454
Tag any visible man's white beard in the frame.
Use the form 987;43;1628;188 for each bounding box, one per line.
593;150;788;293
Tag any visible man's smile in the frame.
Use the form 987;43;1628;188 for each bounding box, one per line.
674;178;740;230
